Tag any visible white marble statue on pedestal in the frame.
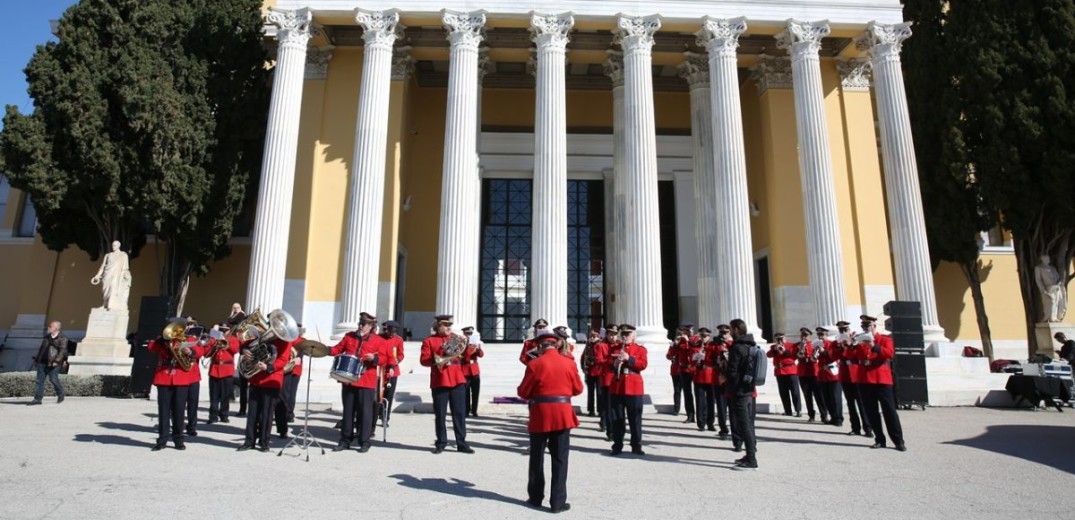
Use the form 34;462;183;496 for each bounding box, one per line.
1035;255;1067;322
90;240;131;311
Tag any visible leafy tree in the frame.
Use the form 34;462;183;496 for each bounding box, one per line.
903;0;997;358
0;0;270;314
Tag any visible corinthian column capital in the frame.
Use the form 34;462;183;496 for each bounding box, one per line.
776;19;830;61
266;7;313;48
355;9;400;50
836;57;872;91
603;49;624;88
391;46;414;81
530;12;574;51
614;14;661;56
443;10;486;50
856;21;913;62
696;16;747;58
748;54;792;95
304;46;334;80
678;52;710;89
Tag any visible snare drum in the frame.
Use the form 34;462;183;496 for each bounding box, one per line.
331;354;361;383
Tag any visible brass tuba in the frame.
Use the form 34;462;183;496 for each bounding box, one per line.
163;318;194;371
238;309;300;378
434;334;468;369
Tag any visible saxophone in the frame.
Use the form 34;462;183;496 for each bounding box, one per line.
581;340;597;371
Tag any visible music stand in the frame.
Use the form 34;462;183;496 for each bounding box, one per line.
278;352;325;461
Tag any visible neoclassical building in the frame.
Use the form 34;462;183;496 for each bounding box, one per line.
0;0;1065;374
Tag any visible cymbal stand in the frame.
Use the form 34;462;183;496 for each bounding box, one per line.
278;353;325;461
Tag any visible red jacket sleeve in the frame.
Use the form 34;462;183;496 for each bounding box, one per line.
517;365;537;400
570;365;584;396
420;338;435;367
628;346;648;371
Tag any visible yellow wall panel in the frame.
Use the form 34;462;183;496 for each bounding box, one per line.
757;88;809;288
821;61;864;305
286;76;327;281
741;83;770;252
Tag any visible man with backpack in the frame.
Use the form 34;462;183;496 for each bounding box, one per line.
725;318;761;470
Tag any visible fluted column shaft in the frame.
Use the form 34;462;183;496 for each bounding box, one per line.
615;15;665;340
679;52;718;328
699;17;762;335
530;13;574;329
777;19;848;328
436;11;485;328
246;8;313;313
336;10;399;333
859;21;945;340
605;51;626;324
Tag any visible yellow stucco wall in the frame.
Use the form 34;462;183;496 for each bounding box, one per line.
742;81;770;253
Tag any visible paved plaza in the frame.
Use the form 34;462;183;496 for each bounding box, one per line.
2;397;1074;519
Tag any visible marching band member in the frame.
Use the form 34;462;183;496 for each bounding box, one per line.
595;324;618;436
274;325;304;438
461;326;484;417
668;324;696;423
607;324;648;456
518;330;583;514
420;314;474;454
796;328;828;423
148;319;210;451
815;327;844;427
768;332;802;417
833;320;873;437
183;317;203;437
553;326;574;359
521;318;549;364
854;316;906;451
710;326;732;439
379;320;405;425
691;329;717;432
206;331;240;424
328;312;386;453
220;304;249;418
238;328;294;452
579;328;602;417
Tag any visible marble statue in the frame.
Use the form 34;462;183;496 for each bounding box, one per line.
90;240;132;311
1034;255;1067;323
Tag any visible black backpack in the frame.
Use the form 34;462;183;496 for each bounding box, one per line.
742;344;768;387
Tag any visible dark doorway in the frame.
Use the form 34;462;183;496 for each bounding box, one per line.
756;256;773;340
658;180;679;339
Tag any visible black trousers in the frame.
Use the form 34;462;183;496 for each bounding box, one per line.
731;394;757;459
208;376;234;421
712;384;729;433
822;381;844;425
693;382;715;428
284;373;300;419
185;381;200;432
672;373;695;416
597;385;610;430
841;382;873;434
432;383;468;448
465;375;481;415
584;375;598;415
528;429;571;509
155;384;189;445
798;376;828;420
273;373;300;435
340;385;376;445
859;383;904;446
608;394;643;449
776;374;802;415
244;386;280;448
236;374;249;414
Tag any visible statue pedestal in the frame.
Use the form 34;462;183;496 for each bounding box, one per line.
68;307;133;376
1034;322;1075;358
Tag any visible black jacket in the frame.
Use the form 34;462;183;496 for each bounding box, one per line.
35;333;69;366
725;333;757;397
1061;340;1075;364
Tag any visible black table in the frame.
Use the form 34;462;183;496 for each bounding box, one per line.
1005;375;1073;411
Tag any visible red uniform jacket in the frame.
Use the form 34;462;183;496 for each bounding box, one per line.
853;334;895;385
692;342;718;385
245;338;294;389
580;341;604;378
420;334;468;389
816;339;841;383
796;342;820;378
666;343;680;377
592;341;610;381
208;336;240;379
599;341;622;387
768;341;799;376
518;348;584;433
711;341;730;386
330;332;388;389
462;343;483;376
832;341;857;384
381;334;405;378
289;346;303;377
148;336;209;386
609;343;647;396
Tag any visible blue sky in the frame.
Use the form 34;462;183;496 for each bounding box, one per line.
0;1;78;127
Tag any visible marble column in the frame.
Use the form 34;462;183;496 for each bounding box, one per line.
857;21;946;341
604;50;626;324
614;15;665;341
334;9;399;334
776;19;848;328
436;10;485;329
678;52;719;329
698;17;762;336
246;8;313;313
529;13;574;330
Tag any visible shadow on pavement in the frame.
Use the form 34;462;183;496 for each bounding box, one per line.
388;473;531;508
944;424;1075;475
73;434;155;449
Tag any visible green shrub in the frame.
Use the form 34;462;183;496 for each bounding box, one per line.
0;372;131;397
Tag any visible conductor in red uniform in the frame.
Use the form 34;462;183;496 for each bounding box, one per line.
329;312;387;453
238;333;294;452
420;315;474;454
518;330;583;514
607;324;648;456
147;321;210;451
207;334;240;424
854;316;906;451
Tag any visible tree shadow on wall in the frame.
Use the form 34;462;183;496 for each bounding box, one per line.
933;258;994;341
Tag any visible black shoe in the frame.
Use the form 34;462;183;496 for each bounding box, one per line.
278;432;289;439
432;446;445;454
870;442;887;449
258;445;270;453
696;425;705;431
794;412;802;418
832;421;844;427
333;443;350;452
864;430;874;437
151;443;166;451
683;416;695;423
175;441;186;450
525;498;543;509
732;444;742;453
895;443;907;452
707;425;716;432
57;395;65;404
473;412;479;418
587;411;596;417
734;456;749;464
458;445;475;454
236;412;246;417
847;430;861;436
206;419;217;425
608;446;622;456
551;503;571;514
185;430;198;437
807;416;816;423
28;400;42;406
358;443;371;453
237;444;254;452
597;425;605;432
783;412;793;416
718;432;729;440
733;460;758;470
631;447;645;456
220;417;230;424
288;414;295;422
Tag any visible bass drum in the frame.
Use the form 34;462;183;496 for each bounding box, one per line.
331;354;361;383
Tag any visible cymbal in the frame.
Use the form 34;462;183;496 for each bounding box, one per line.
294;339;330;358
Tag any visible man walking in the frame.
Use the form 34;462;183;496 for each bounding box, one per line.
725;318;758;470
30;321;68;405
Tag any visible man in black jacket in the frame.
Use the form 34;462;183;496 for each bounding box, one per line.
1055;333;1075;364
30;321;68;405
724;318;757;470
